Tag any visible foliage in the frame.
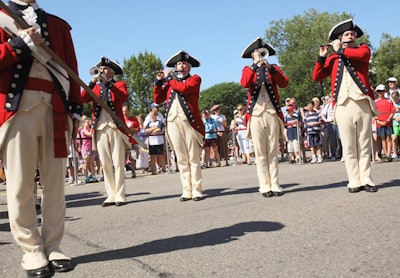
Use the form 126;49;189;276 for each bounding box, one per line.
372;34;400;85
199;82;247;120
122;51;163;116
116;10;398;115
82;103;92;117
265;9;371;106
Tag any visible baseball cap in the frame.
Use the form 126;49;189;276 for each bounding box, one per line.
210;105;219;111
375;84;386;92
386;77;398;83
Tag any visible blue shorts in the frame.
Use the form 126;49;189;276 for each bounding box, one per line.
307;133;322;147
377;126;393;137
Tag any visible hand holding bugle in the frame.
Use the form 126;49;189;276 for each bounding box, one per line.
319;43;333;48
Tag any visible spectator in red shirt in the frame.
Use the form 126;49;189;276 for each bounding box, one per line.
122;104;140;178
374;84;396;162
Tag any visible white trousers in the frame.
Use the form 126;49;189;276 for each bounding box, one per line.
249;112;282;193
2;102;69;270
335;98;375;188
95;126;127;203
167;117;203;198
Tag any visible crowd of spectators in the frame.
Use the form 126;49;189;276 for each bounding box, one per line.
280;76;400;165
61;75;400;184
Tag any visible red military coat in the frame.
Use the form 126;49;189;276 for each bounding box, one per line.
240;64;289;123
81;80;129;134
153;74;205;136
312;44;375;106
0;9;82;157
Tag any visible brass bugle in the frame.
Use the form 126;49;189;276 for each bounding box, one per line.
320;43;333;48
153;69;182;75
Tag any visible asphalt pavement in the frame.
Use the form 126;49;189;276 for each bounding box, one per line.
1;158;400;278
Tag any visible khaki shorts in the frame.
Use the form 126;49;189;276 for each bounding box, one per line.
126;144;139;159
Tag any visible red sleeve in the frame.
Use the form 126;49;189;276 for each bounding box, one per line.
240;66;256;89
110;80;128;103
312;56;332;82
270;65;289;89
81;84;99;103
168;74;201;95
153;82;168;104
341;44;371;63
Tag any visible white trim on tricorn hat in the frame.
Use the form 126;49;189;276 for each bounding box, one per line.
328;18;364;41
95;56;123;75
241;37;276;58
165;50;200;67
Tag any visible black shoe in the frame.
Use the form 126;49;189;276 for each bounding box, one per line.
383;157;392;162
192;196;205;201
272;191;283;197
262;191;273;198
26;264;54;278
50;260;74;273
180;197;191;202
115;202;126;206
101;202;115;207
348;187;362;193
364;184;378;193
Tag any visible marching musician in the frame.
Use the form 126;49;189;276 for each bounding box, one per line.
240;37;289;198
81;57;131;206
0;0;82;276
313;19;379;193
154;50;205;202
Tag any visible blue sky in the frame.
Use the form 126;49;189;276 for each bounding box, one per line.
38;0;399;90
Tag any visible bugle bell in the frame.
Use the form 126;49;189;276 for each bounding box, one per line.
258;47;269;59
90;66;102;78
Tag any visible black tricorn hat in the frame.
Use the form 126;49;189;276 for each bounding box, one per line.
165;50;200;67
95;56;123;75
241;37;276;58
328;19;364;41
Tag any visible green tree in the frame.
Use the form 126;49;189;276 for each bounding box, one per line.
199;82;247;120
122;51;163;115
265;9;371;105
372;34;400;85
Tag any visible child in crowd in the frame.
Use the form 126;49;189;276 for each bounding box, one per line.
375;84;395;162
202;110;221;168
145;111;166;174
80;118;97;183
304;101;323;164
284;105;300;163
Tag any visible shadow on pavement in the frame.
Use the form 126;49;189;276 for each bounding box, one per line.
74;221;284;264
283;181;347;193
204;187;259;197
379;179;400;189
